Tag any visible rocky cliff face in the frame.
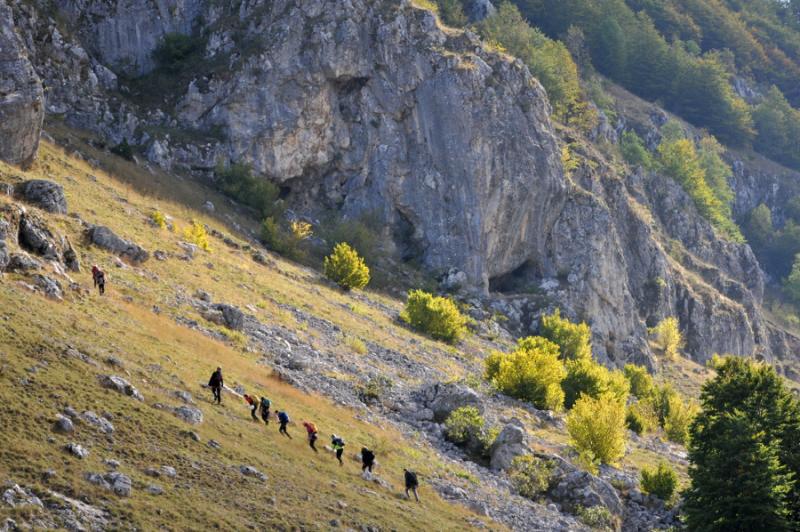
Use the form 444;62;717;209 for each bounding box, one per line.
5;0;798;369
0;0;44;167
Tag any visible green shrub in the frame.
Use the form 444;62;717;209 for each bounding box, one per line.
540;309;592;361
484;336;566;411
436;0;468;26
324;242;370;290
260;216;290;255
641;461;678;501
216;163;282;218
110;139;134;161
562;357;630;409
567;393;627;467
401;289;468;343
785;253;800;304
626;401;658;435
509;455;553;499
623;364;655;399
150;210;168;230
153;33;203;72
183;220;210;252
663;394;698;445
620;130;653;170
444;406;485;445
648;317;684;360
576;505;618;531
357;376;392;404
320;214;380;265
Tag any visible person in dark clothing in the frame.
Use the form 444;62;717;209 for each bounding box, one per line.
259;397;271;425
277;411;291;438
404;469;419;502
361;447;375;473
331;435;345;466
243;394;258;421
208;367;223;404
91;265;106;295
303;422;319;452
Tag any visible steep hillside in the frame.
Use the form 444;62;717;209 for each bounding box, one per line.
0;133;708;530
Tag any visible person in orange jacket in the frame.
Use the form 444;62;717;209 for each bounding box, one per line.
243;394;258;421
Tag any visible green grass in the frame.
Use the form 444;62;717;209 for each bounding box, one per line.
0;140;501;530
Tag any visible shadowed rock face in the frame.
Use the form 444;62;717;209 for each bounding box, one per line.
0;0;44;167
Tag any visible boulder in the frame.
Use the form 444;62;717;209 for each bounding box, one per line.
539;452;624;519
18;216;60;260
86;472;131;497
86;225;149;264
53;414;74;434
81;410;115;434
99;375;144;401
215;304;244;331
31;274;63;300
239;465;267;481
423;382;484;423
173;405;203;425
14;180;67;214
2;485;43;508
0;0;44;167
6;252;42;272
489;419;528;471
0;240;7;272
65;442;89;459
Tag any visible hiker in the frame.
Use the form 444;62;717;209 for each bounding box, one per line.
302;421;319;452
277;410;292;438
331;434;345;466
243;394;258;421
91;265;106;295
361;447;375;473
259;397;271;425
208;367;223;404
404;469;420;502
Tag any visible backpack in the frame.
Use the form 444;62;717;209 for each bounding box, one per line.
278;412;289;423
306;422;318;433
333;437;345;448
260;398;271;410
406;471;418;486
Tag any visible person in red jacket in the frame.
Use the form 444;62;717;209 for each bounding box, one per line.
91;265;106;295
302;421;319;452
243;394;258;421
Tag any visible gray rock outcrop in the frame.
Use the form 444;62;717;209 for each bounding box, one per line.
87;225;149;264
0;0;44;166
422;382;484;423
14;180;67;214
173;405;203;425
489;419;528;471
99;375;144;401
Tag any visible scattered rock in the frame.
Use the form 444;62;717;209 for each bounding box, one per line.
144;468;160;478
422;382;484;423
181;430;201;442
86;225;149;264
173;390;194;404
31;274;63;300
160;466;177;478
154;250;168;261
53;414;74;434
147;484;163;495
173;405;203;425
2;485;43;508
18;216;60;259
65;442;89;459
103;459;120;469
207;439;221;449
489;419;528;471
85;472;131;497
239;465;267;481
99;375;144;401
14;180;67;214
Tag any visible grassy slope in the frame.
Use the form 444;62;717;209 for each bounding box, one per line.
0;140;499;530
0;131;715;528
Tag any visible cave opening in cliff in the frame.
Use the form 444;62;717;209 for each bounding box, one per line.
489;260;540;294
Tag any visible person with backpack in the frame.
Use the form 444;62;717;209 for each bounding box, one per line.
277;411;291;438
208;367;223;405
331;434;345;466
302;421;319;452
91;265;106;295
259;397;271;425
404;469;419;502
243;394;258;421
361;447;375;473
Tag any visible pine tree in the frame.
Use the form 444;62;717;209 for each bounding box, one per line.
685;357;800;531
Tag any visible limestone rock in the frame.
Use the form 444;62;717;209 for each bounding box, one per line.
86;225;149;264
0;0;44;167
6;252;41;272
14;180;67;214
173;405;203;425
423;382;483;423
2;485;43;508
489;419;528;471
0;241;8;272
31;274;63;300
80;410;115;434
239;465;267;481
53;414;74;434
99;375;144;401
65;442;89;459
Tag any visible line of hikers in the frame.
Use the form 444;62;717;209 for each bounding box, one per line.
208;367;420;502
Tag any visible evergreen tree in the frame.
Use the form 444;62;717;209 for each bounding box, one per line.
685;357;800;531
